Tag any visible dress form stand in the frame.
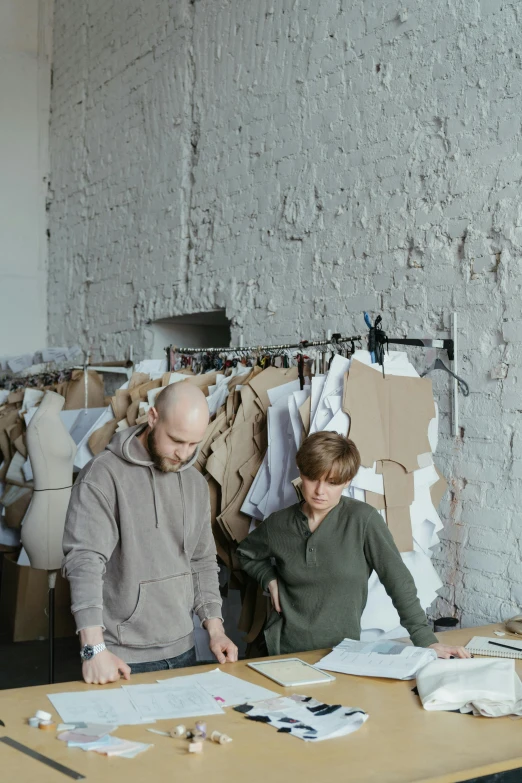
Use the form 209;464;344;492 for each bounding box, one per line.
22;391;77;683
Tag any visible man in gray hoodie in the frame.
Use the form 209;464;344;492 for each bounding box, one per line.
63;382;237;684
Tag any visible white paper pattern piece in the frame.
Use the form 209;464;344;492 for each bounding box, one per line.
47;689;150;726
123;680;224;720
316;639;437;680
158;668;278;707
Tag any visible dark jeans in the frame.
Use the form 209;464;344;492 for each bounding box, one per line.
128;646;197;675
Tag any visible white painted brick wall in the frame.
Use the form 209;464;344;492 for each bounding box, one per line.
48;0;522;625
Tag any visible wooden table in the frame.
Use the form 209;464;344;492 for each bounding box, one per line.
1;623;522;783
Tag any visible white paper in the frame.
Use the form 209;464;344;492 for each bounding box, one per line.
134;359;167;374
7;354;34;373
48;689;150;726
123;680;224;720
74;406;115;470
317;638;437;680
0;515;21;547
159;668;278;706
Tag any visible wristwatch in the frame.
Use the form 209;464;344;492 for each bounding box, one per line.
80;642;106;662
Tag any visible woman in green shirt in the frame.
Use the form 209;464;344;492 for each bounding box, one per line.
237;431;469;659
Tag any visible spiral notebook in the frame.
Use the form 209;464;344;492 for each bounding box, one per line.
465;637;522;659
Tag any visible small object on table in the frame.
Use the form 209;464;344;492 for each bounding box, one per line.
0;737;85;780
186;730;194;740
147;728;170;737
35;710;52;722
0;720;4;728
172;724;186;737
188;740;204;754
28;717;40;728
194;720;207;739
210;730;232;745
39;720;56;731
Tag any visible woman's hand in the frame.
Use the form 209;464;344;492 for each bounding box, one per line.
428;643;471;659
267;579;282;614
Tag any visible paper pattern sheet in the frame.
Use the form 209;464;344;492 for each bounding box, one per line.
48;689;150;726
158;668;278;706
316;639;437;680
123;680;225;720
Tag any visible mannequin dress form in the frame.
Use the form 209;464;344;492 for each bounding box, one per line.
22;391;77;681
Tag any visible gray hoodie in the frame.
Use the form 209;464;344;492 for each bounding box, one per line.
62;424;222;663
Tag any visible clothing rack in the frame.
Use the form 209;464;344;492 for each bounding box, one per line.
166;334;363;354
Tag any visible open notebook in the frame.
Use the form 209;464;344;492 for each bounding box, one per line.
465;637;522;659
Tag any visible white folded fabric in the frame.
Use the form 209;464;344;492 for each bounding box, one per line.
416;658;522;717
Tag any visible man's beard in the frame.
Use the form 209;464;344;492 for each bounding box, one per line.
147;429;196;473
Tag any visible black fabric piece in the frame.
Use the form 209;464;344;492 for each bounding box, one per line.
344;709;367;717
301;696;312;702
411;686;419;696
246;715;272;724
234;703;253;714
308;704;341;716
279;717;300;724
277;727;291;733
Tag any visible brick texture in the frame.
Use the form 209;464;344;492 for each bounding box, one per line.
48;0;522;624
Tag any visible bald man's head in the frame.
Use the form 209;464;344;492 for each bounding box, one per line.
145;381;209;473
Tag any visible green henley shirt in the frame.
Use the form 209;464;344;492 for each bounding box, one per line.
237;496;438;655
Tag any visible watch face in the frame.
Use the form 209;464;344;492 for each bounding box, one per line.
80;645;94;661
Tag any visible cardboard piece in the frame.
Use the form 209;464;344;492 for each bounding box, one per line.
129;378;162;403
126;399;141;426
380;461;414;552
111;390;132;421
385;507;414;554
64;370;105;410
430;468;448;508
248;367;299;412
0;553;76;642
343;359;435;473
88;419;118;455
129;372;150;391
365;491;386;511
298;397;311;435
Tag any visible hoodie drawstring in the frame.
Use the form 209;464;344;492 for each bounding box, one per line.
178;473;187;554
149;467;160;528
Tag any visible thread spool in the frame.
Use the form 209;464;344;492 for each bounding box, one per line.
28;717;40;728
35;710;52;722
188;740;204;754
171;725;186;737
39;721;56;731
211;731;232;745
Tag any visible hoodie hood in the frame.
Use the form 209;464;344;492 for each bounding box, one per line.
106;424;200;547
107;423;200;471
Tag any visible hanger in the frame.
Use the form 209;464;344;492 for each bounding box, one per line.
421;357;469;396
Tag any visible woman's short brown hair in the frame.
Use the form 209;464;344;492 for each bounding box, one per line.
296;431;361;485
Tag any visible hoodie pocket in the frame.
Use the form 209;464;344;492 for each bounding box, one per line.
117;573;194;648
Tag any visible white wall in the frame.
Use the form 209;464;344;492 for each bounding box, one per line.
48;1;522;627
0;0;52;356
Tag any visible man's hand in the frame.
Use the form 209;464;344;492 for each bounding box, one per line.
205;618;238;664
267;579;281;614
82;650;131;685
428;643;471;659
79;625;131;684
